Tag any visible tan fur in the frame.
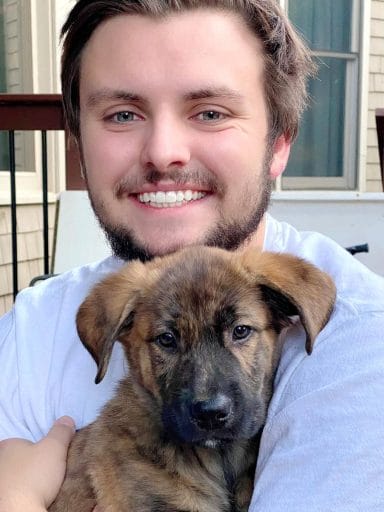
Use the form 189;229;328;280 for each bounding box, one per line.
49;247;336;512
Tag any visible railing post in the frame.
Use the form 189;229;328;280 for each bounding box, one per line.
8;130;18;299
41;130;50;274
376;109;384;191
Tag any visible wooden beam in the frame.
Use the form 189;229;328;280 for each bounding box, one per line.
0;94;84;190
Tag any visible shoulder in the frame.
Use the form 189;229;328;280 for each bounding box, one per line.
15;255;124;312
6;255;124;351
264;216;384;400
264;214;384;313
13;257;121;325
10;253;126;373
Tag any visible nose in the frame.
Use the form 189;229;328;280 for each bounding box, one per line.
140;114;191;173
190;394;233;431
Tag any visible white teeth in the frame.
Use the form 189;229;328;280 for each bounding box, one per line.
137;189;206;207
165;191;177;203
156;191;166;203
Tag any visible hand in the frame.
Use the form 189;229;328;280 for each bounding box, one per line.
0;416;75;512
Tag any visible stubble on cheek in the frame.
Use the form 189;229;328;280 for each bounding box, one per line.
78;140;274;258
204;168;272;251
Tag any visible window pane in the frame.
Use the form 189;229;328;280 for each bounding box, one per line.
288;0;353;53
285;57;346;179
0;132;7;171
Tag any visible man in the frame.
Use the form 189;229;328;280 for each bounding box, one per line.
1;1;384;511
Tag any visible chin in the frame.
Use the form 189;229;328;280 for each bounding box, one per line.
100;218;203;261
147;238;202;256
138;230;209;255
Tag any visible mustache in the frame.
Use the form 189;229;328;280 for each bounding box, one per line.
114;167;224;197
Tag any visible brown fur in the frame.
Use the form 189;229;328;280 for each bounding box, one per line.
49;246;336;512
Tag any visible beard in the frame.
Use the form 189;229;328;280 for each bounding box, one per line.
83;151;273;262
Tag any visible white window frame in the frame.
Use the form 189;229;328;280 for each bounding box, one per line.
275;0;368;192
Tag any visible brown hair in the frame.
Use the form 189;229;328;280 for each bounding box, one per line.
61;0;315;142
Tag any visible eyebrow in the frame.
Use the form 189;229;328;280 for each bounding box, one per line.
183;87;245;103
85;89;147;109
85;86;245;109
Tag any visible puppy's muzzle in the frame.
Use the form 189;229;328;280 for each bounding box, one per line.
190;394;233;431
163;391;237;445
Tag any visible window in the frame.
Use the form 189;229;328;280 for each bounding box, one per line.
282;0;361;190
0;0;34;179
0;0;62;203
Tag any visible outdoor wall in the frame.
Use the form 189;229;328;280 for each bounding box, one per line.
269;193;384;276
0;203;55;315
4;0;22;92
367;0;384;191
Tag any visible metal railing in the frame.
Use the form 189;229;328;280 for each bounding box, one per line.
376;108;384;190
0;94;82;299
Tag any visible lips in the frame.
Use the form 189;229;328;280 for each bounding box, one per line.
137;190;207;208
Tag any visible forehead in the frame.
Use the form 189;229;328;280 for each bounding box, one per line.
79;9;266;105
142;253;266;329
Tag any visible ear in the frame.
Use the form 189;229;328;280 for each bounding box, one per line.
76;260;147;383
269;134;291;179
241;250;336;353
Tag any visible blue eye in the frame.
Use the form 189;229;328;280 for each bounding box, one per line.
232;325;253;342
155;332;177;351
197;110;226;122
113;111;136;123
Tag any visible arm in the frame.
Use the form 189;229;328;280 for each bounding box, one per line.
0;417;75;512
249;313;384;511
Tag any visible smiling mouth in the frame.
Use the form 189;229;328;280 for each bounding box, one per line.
137;190;207;208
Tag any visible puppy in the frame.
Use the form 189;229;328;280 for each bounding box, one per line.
50;246;336;512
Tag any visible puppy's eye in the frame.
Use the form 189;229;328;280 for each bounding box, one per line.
155;332;177;351
232;325;253;342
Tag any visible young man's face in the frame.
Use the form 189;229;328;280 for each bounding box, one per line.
79;9;290;259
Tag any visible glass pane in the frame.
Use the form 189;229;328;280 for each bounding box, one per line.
284;57;346;179
289;0;353;53
0;132;7;171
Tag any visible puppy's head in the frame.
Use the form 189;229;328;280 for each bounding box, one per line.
77;247;335;446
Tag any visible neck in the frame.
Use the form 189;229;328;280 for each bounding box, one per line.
237;214;266;254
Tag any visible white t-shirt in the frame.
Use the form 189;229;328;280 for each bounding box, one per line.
1;214;384;511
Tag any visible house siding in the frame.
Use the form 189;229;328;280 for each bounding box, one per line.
0;203;55;315
367;0;384;192
4;0;22;92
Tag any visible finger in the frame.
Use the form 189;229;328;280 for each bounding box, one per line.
43;416;76;447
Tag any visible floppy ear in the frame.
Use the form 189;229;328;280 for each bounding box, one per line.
241;250;336;354
76;260;147;383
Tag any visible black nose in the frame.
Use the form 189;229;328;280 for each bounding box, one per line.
190;394;233;430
